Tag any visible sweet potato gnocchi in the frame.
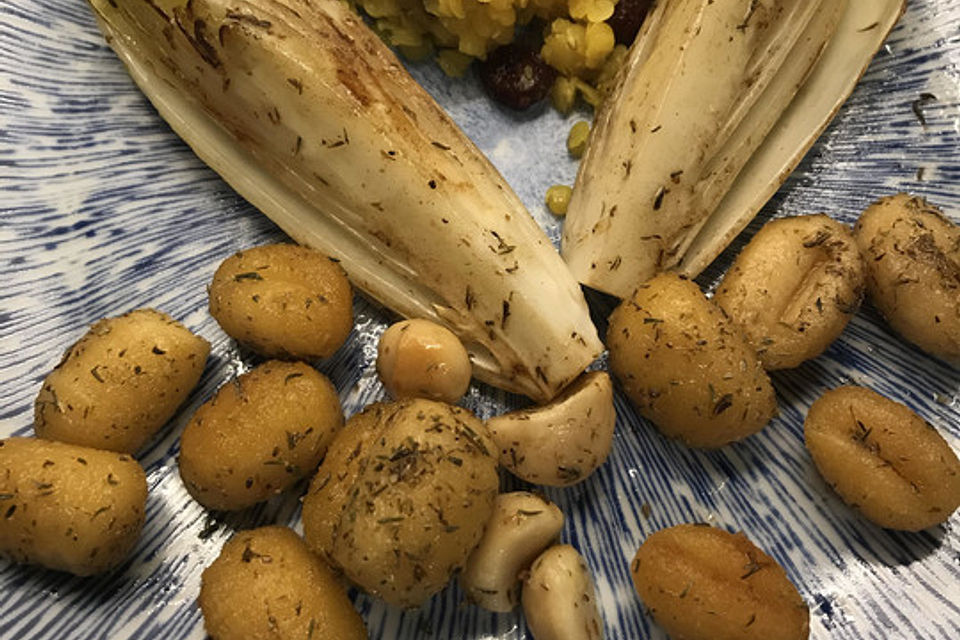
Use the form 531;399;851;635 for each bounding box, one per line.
209;244;353;360
631;524;809;640
0;437;147;576
199;526;367;640
854;193;960;361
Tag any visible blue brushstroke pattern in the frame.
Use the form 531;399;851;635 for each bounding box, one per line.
1;0;958;638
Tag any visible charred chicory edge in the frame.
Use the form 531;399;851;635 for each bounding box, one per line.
88;0;603;402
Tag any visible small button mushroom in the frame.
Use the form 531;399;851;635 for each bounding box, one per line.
461;492;565;612
376;318;472;403
486;371;615;487
522;544;603;640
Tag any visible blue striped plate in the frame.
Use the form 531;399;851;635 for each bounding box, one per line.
1;0;958;638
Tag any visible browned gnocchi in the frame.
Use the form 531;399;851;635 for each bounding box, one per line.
713;214;864;370
34;308;209;454
208;243;353;360
301;398;499;608
853;193;960;362
804;386;960;531
0;437;147;576
631;524;809;640
199;526;367;640
178;360;343;511
607;273;777;448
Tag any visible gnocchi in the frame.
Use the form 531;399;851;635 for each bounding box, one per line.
713;214;864;369
631;524;809;640
209;244;353;360
34;308;209;453
199;526;367;639
607;273;777;448
804;386;960;531
853;193;960;362
179;361;343;511
0;437;147;576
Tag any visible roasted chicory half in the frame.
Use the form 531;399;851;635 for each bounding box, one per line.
88;0;603;402
562;0;905;299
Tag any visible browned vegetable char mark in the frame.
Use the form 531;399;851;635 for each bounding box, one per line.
93;0;604;402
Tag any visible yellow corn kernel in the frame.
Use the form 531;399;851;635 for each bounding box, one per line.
573;77;601;108
567;120;590;157
545;185;573;216
583;21;615;69
436;49;474;77
569;0;615;23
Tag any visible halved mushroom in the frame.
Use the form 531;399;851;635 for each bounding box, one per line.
461;492;564;612
486;371;616;487
522;544;604;640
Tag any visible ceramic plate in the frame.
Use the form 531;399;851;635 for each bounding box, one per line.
2;0;959;638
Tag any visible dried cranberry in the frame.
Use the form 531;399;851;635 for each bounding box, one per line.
607;0;653;46
478;44;557;111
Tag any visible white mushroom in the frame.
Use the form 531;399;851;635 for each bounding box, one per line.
376;318;473;403
486;371;616;487
460;492;564;612
522;544;603;640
